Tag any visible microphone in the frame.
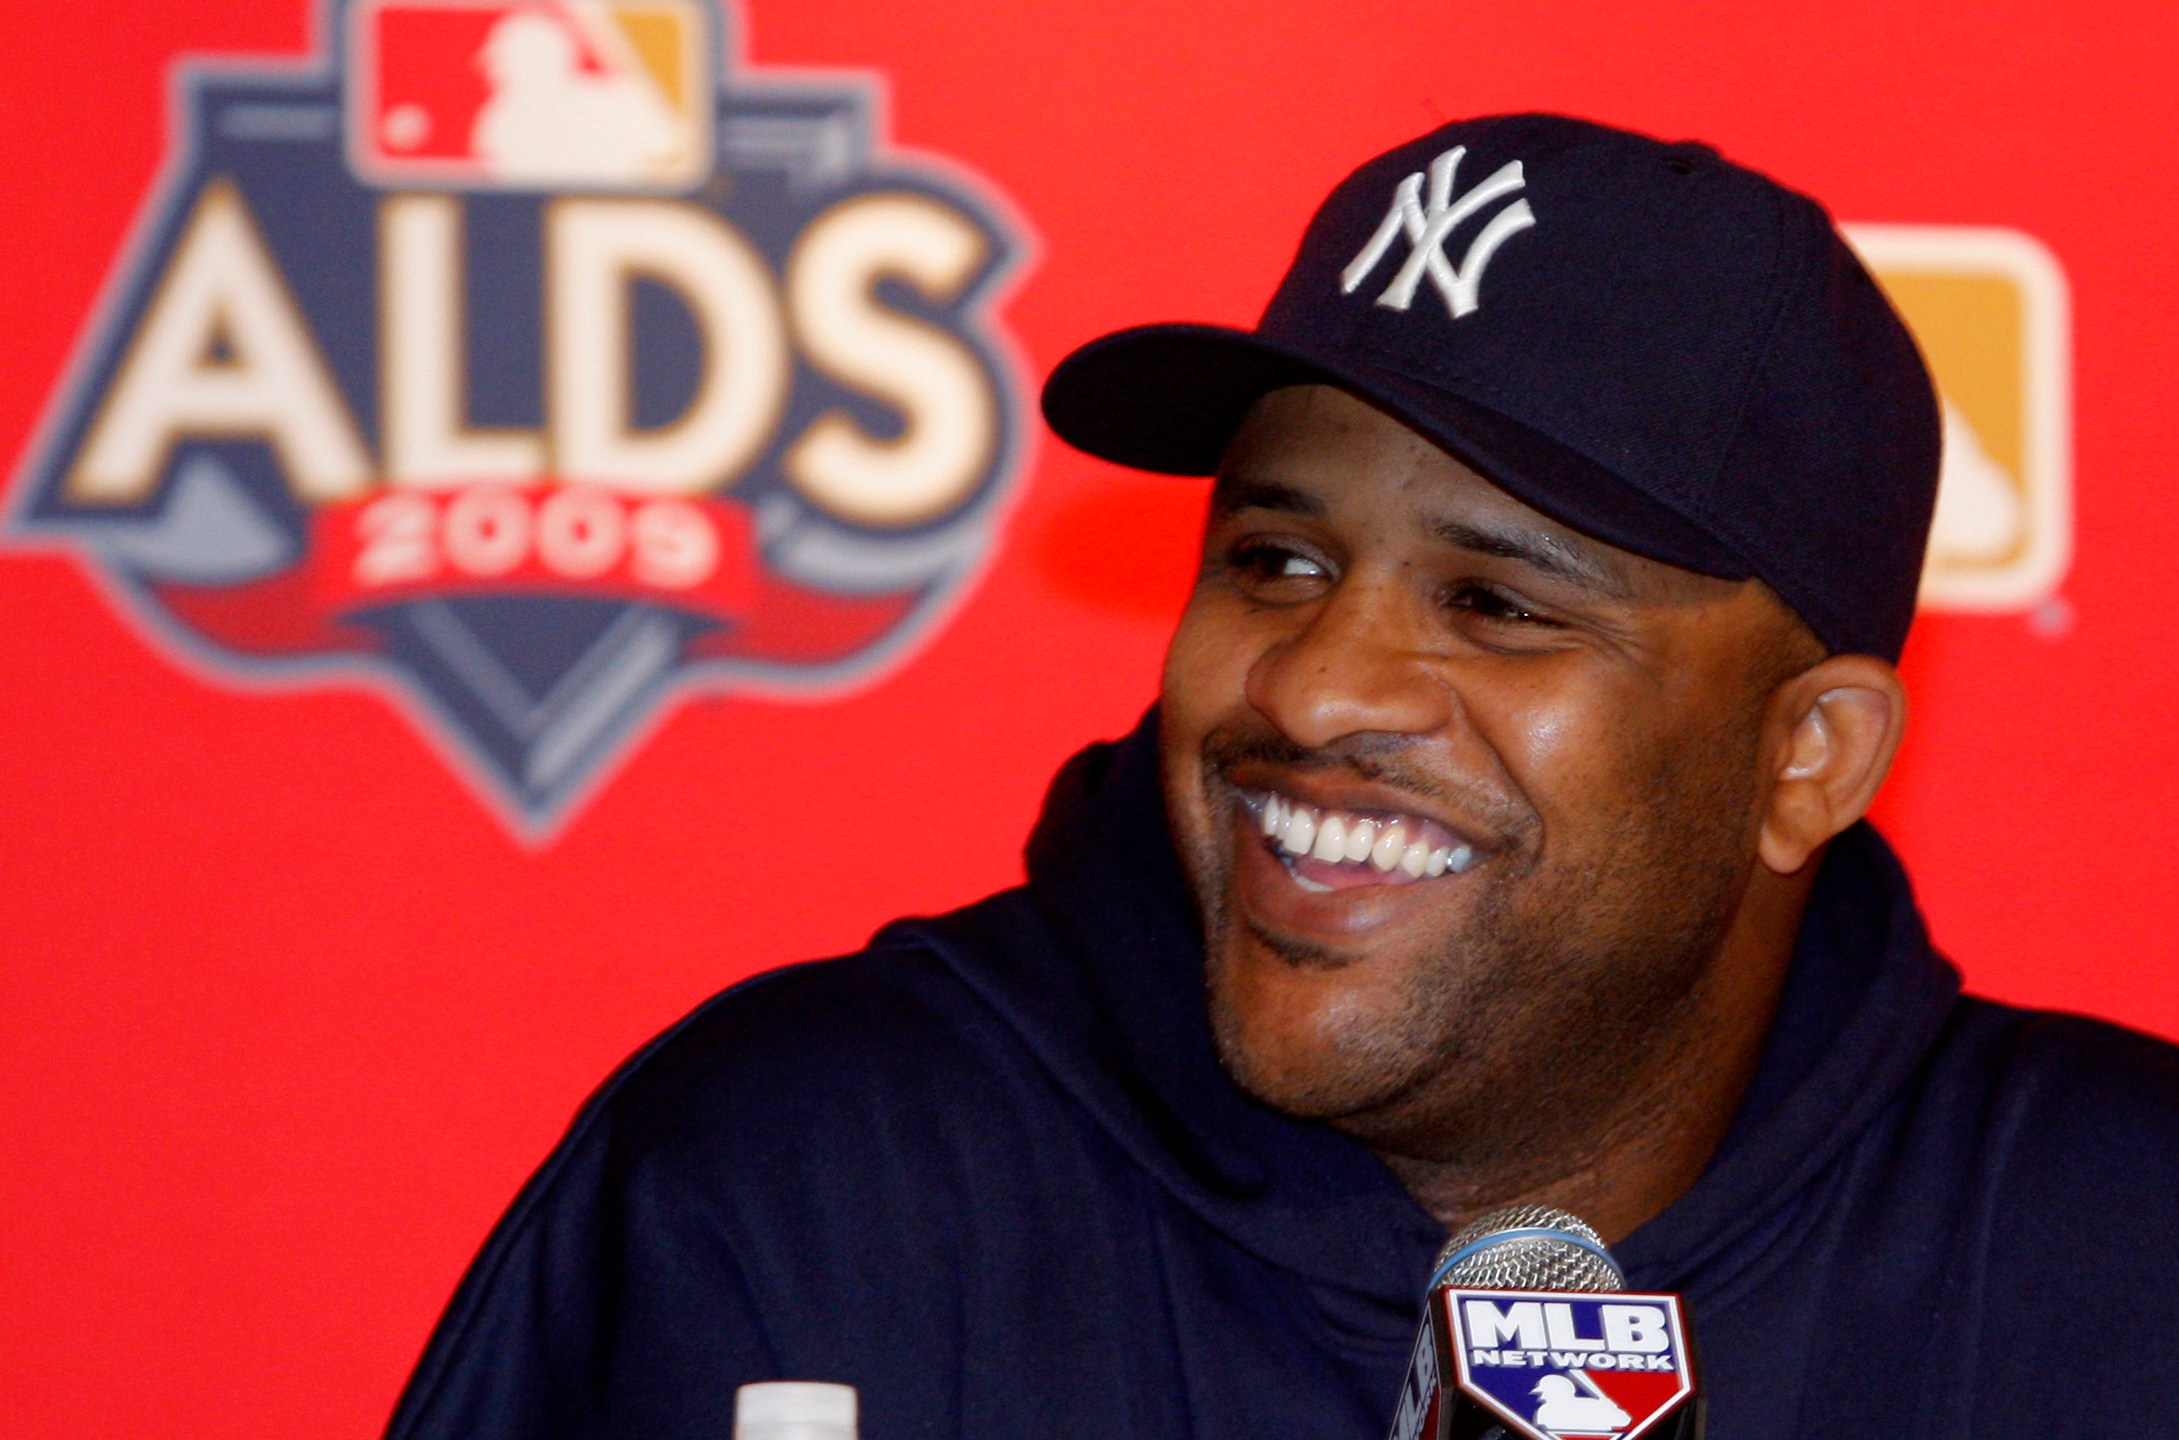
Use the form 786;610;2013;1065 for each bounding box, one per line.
1386;1204;1702;1440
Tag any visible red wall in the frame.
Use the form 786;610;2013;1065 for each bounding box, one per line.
5;1;2177;1436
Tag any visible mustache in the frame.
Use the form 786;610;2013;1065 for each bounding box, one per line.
1197;724;1533;838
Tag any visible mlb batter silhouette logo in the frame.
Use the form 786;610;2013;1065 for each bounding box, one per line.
1843;223;2072;615
1531;1372;1633;1436
7;0;1029;838
354;1;711;188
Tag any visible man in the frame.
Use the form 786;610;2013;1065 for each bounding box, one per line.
387;114;2179;1440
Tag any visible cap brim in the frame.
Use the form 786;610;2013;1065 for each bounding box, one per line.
1042;323;1752;582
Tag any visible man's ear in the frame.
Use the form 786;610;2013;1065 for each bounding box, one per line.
1758;655;1908;876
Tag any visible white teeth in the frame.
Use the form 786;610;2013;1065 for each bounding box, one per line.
1280;805;1317;856
1259;791;1481;881
1371;823;1406;871
1290;871;1332;894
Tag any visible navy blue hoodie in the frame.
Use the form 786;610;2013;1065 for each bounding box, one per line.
387;712;2179;1439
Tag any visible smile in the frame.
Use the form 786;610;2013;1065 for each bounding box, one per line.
1241;789;1479;893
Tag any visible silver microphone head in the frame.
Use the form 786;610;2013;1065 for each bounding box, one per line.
1429;1203;1625;1293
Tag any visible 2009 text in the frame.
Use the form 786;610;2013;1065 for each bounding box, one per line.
352;485;721;592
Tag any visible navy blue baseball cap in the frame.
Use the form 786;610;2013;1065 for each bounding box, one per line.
1042;113;1941;660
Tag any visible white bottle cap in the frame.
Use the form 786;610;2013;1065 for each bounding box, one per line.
733;1381;858;1440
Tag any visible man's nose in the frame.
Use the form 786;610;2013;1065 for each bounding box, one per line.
1242;576;1453;749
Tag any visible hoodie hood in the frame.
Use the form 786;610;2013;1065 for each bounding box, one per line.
904;707;1962;1320
908;709;1445;1329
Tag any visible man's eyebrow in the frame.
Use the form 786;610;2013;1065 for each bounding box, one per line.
1207;473;1326;519
1430;517;1634;598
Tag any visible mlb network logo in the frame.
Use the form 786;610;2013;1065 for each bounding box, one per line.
1447;1290;1696;1440
8;0;1029;839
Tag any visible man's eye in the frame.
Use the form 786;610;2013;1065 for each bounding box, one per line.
1446;583;1555;626
1227;542;1327;583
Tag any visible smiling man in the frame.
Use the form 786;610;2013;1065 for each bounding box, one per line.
389;116;2179;1440
1160;385;1870;1244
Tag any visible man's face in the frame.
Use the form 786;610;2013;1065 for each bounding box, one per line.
1160;385;1800;1179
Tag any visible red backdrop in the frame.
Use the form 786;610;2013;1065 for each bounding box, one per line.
5;1;2177;1436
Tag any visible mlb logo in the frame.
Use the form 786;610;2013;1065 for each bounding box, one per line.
1447;1290;1697;1440
1844;224;2072;613
348;0;713;190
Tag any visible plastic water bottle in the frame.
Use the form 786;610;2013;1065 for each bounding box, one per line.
733;1381;858;1440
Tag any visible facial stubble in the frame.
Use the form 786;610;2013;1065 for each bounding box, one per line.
1189;713;1765;1191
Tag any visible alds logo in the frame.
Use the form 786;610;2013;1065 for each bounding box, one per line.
9;0;1029;838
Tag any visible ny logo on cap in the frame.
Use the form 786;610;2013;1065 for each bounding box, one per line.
1341;145;1536;321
